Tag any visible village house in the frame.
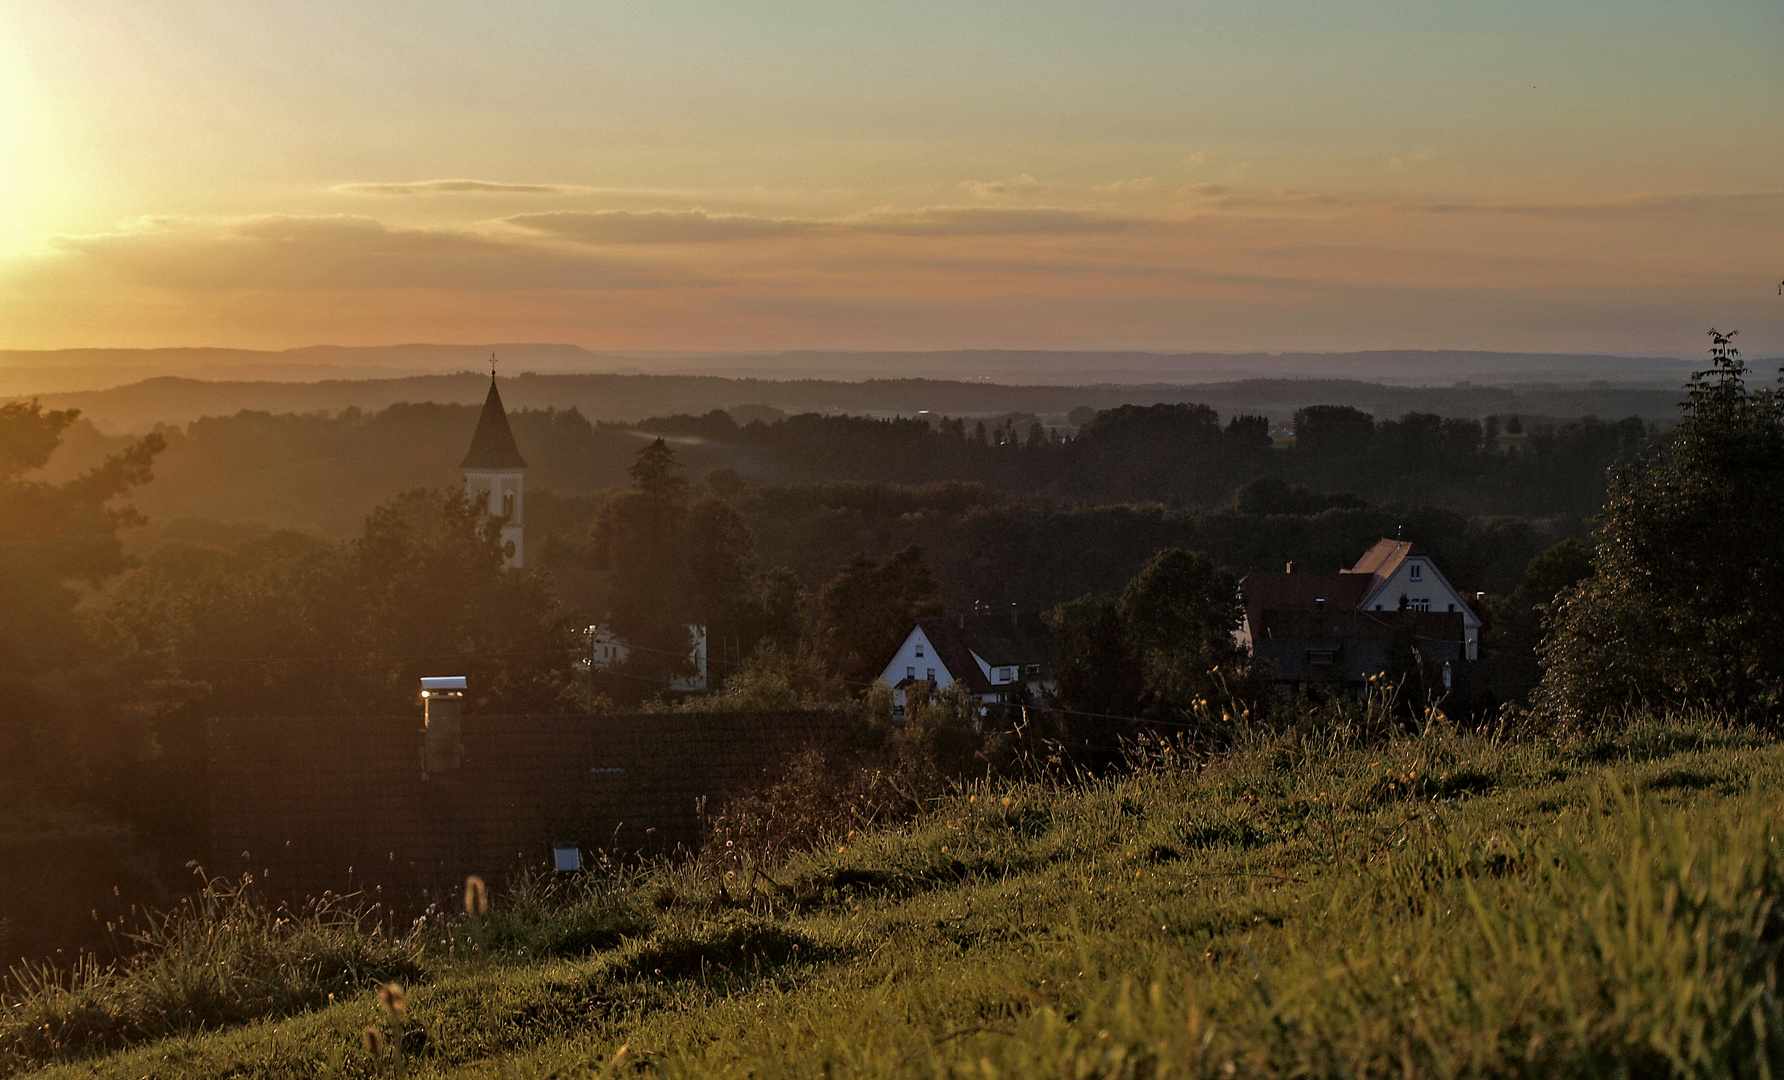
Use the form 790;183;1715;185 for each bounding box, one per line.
878;609;1056;712
1238;539;1481;695
585;623;710;692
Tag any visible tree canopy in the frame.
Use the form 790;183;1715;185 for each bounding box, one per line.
1535;331;1784;724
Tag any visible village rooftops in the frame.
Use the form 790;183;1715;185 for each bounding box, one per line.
1237;537;1482;665
1239;572;1373;638
903;611;1054;695
461;377;527;471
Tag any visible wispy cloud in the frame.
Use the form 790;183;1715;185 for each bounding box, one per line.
39;215;683;290
849;206;1133;236
1090;177;1163;195
332;179;586;196
509;205;1136;244
5;187;1772;355
960;174;1041;197
1411;190;1784;218
507;210;808;244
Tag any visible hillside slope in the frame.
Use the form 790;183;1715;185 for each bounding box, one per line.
11;715;1783;1078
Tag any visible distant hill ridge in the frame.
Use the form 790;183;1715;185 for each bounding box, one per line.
15;369;1700;434
0;342;1710;398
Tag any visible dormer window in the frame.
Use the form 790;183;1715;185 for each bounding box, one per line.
1409;564;1423;582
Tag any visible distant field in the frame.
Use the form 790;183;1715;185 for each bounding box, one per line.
10;713;1782;1078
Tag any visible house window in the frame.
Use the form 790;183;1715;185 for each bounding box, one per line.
1409;564;1423;582
907;666;915;679
1025;664;1040;675
998;667;1013;682
915;643;924;658
1411;598;1430;612
927;668;935;681
1447;603;1455;612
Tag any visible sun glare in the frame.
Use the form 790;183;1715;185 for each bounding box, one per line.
0;20;51;251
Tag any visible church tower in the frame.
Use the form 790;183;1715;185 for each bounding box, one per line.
462;369;527;568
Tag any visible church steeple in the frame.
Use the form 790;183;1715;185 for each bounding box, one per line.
461;375;527;470
462;364;526;567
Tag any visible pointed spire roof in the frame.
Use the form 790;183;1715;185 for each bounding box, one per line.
461;376;527;470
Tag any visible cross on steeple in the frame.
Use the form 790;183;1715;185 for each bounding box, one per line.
490;352;498;379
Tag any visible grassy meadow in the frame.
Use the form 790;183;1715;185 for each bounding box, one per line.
7;713;1784;1078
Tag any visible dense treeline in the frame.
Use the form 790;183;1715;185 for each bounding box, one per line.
41;395;1651;539
635;402;1651;516
706;481;1560;615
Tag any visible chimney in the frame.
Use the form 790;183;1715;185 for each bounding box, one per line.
1010;602;1019;630
420;676;467;776
1285;561;1295;574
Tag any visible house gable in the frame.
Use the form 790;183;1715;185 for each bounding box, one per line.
879;613;1057;706
878;625;955;689
1354;555;1480;629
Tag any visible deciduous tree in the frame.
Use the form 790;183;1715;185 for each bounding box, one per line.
1535;331;1784;724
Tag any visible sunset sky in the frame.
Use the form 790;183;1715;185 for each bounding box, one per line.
1;1;1779;356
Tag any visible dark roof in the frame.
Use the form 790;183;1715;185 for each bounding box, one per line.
461;378;527;470
916;612;1055;694
1239;572;1371;635
1254;608;1464;643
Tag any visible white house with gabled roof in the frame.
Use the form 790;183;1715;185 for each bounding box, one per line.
1343;539;1481;660
1236;537;1483;697
878;610;1055;711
